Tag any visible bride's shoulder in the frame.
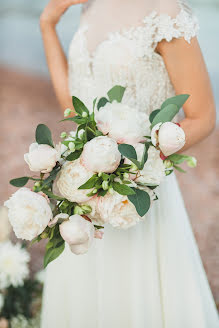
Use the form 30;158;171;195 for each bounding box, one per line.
143;0;199;44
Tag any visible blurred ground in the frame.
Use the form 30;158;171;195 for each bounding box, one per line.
1;66;219;305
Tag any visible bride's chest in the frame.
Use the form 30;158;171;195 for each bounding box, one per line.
68;22;164;78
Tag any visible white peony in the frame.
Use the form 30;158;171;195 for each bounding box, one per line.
4;188;53;241
24;142;61;173
81;196;105;225
0;241;30;289
96;191;142;229
125;144;166;186
0;206;11;243
56;159;94;203
151;122;186;156
80;136;121;173
59;214;95;255
95;101;150;143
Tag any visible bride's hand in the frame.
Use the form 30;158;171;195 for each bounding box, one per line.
40;0;88;28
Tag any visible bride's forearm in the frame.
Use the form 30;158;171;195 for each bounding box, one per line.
179;115;215;152
40;22;72;113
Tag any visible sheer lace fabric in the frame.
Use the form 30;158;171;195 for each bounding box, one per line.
68;0;199;113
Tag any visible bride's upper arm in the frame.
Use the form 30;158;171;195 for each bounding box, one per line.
156;37;216;127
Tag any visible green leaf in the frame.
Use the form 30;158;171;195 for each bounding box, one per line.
72;96;89;116
93;97;97;111
85;126;96;141
61;116;87;124
43;190;65;201
151;104;179;128
118;144;137;160
97;189;108;197
173;165;186;173
161;94;190;110
107;85;126;103
35;124;54;147
41;166;61;188
78;174;98;189
102;173;110;181
10;176;29;187
112;181;136;196
128;188;151;217
149;109;160;123
66;150;82;161
168;154;189;165
44;241;65;268
97;97;109;110
140;142;150;168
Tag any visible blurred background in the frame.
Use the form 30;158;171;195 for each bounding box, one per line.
0;0;219;308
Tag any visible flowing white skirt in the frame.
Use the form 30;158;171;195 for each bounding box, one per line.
41;174;219;328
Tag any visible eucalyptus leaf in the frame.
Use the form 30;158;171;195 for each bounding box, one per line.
44;241;65;268
107;85;126;103
97;97;109;110
61;116;87;124
151;104;179;128
140;142;150;168
168;154;189;165
93;97;97;111
118;144;137;160
112;181;136;196
161;94;190;110
10;176;29;187
97;189;108;197
72;96;89;115
35;124;54;148
149;109;160;123
128;188;151;217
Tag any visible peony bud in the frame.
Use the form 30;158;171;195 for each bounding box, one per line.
40;231;49;239
60;132;67;139
123;172;130;179
165;170;173;176
68;142;75;152
81;205;92;214
74;206;84;215
64;108;72;117
187;156;197;168
102;180;109;190
82;111;88;118
164;159;173;169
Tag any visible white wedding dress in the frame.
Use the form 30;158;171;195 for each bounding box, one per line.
41;0;219;327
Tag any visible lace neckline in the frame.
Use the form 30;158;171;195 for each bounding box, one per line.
78;8;197;61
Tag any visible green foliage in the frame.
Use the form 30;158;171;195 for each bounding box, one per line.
72;96;89;116
112;181;136;196
78;174;99;189
66;150;82;161
35;124;54;148
107;85;126;103
140;142;150;168
10;177;30;187
161;94;189;110
149;109;160;123
128;188;151;217
151;104;179;128
97;97;109;110
1;280;42;320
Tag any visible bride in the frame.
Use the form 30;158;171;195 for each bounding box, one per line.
39;0;219;327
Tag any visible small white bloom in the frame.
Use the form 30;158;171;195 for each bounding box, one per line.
68;142;75;152
82;111;88;118
59;215;95;255
95;101;150;143
80;136;121;173
102;180;109;190
0;293;4;312
24;143;61;173
4;188;53;241
64;108;72;117
151;122;186;156
0;241;30;289
0;206;11;243
96;191;143;229
56;159;94;203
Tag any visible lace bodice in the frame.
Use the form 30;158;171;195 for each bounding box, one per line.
68;0;199;114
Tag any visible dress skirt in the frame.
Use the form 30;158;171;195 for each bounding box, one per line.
41;173;219;328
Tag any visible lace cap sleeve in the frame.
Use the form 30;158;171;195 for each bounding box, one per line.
151;0;199;44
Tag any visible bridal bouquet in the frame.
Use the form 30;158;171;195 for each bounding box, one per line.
5;85;197;267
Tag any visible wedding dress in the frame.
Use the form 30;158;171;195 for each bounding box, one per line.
41;0;219;327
